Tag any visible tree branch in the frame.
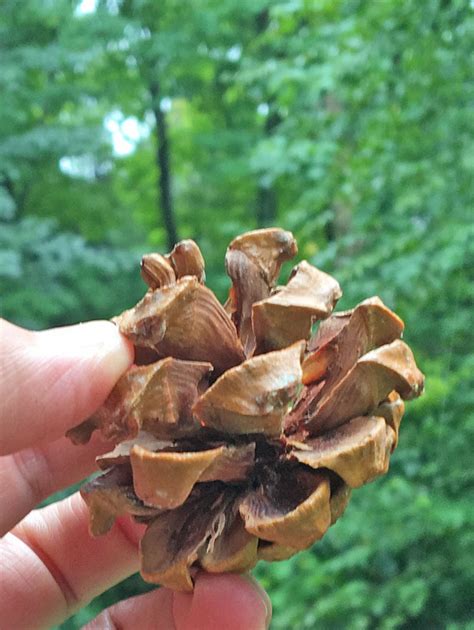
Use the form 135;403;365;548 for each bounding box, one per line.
149;81;179;250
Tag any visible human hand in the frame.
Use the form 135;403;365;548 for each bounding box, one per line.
0;319;271;629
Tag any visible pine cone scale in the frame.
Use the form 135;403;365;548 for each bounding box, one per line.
240;468;331;550
292;415;392;488
193;341;305;436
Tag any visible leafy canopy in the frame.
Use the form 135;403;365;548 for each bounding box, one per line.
1;1;472;628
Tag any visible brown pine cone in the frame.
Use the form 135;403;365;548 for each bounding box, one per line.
67;228;424;592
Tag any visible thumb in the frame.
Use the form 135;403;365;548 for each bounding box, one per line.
0;319;134;455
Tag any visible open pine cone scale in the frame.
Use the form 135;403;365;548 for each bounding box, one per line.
67;228;424;591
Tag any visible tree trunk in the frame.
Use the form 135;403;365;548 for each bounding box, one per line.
149;81;178;250
256;183;277;227
0;172;29;218
256;110;280;228
255;9;279;228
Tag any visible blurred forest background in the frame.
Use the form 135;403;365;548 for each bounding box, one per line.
1;0;473;628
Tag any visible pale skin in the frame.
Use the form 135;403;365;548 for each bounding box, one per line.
0;319;271;630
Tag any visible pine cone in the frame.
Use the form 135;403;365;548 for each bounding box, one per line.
68;229;424;592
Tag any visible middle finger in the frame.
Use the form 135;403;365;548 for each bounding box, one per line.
0;433;114;536
0;492;145;629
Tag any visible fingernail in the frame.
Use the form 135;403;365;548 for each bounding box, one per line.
242;574;272;629
75;322;135;389
73;321;130;353
35;320;134;380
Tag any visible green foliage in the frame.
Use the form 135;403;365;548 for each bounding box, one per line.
1;0;472;627
1;218;147;329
